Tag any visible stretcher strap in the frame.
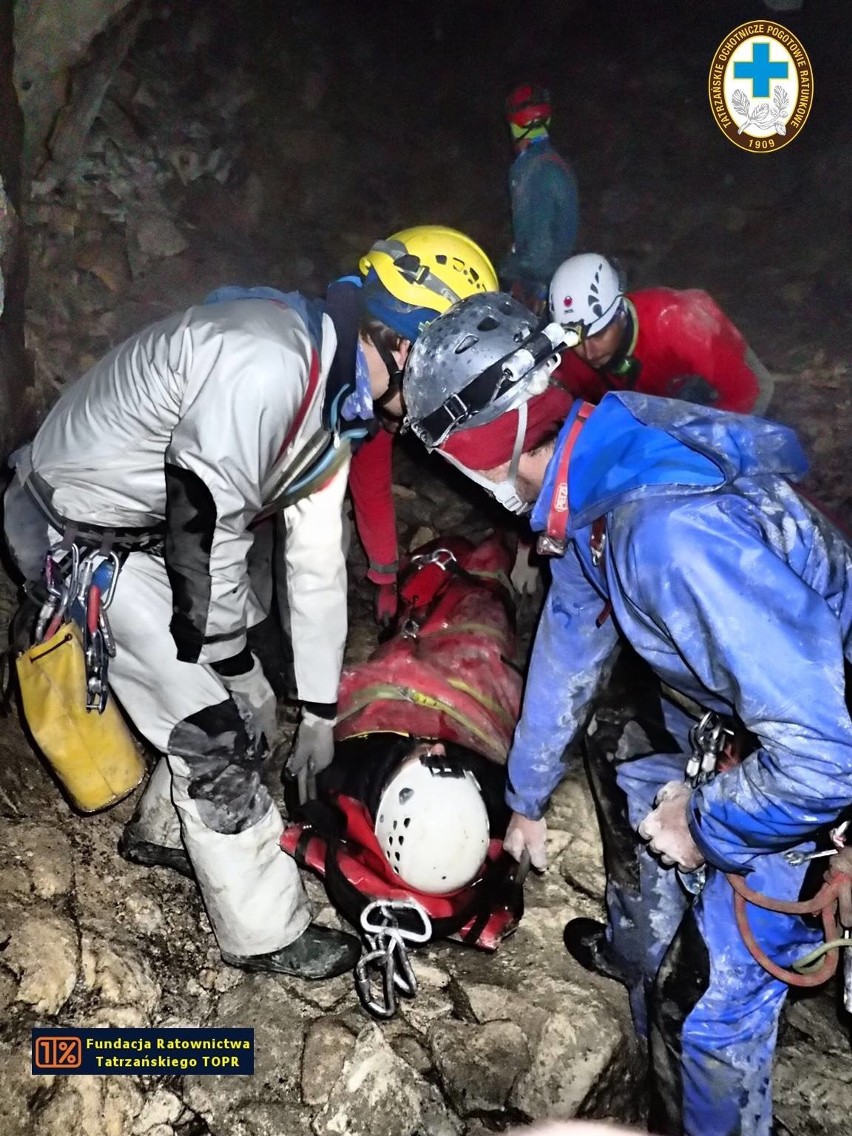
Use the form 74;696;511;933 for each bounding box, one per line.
336;682;507;757
443;678;517;729
417;621;507;643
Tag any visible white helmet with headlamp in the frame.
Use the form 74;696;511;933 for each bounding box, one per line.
548;253;624;340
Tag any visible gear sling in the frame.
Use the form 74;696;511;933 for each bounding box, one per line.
10;448;148;812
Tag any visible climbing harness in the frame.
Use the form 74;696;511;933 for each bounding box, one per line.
676;708;852;994
677;709;852;991
354;898;432;1019
782;820;848;867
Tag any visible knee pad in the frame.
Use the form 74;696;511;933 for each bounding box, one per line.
168;699;272;834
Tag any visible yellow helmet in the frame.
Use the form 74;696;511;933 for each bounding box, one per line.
358;225;498;341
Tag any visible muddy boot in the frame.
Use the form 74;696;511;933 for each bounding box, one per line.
221;924;361;980
118;756;192;876
118;826;193;878
563;917;630;985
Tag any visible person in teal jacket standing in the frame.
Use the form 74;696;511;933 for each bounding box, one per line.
500;83;580;316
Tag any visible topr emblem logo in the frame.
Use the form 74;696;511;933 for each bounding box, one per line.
709;21;812;152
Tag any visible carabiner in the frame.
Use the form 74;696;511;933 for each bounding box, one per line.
355;945;398;1019
386;934;417;997
360;898;432;944
408;547;457;573
64;543;81;598
91;552;121;609
686;710;733;787
354;899;433;1019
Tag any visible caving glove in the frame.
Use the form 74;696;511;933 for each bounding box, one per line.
637;780;705;872
219;654;277;746
503;812;548;872
510;541;540;597
664;373;719;406
286;709;337;795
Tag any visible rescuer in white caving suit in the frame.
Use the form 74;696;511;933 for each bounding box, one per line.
3;287;406;979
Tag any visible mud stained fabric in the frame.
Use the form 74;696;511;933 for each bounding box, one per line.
104;552;310;954
554;289;773;414
3;296;349;955
500;137;579;293
25;298;348;704
1;495;311;955
509;391;852;844
585;695;820;1136
505;391;852;1136
648;853;818;1136
337;534;522;763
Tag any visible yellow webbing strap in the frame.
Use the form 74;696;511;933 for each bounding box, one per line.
337;683;505;758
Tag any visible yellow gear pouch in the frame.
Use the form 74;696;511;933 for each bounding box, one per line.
15;621;145;813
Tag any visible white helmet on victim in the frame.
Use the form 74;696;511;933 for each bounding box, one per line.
374;751;490;895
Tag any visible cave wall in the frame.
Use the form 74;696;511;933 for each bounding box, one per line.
2;0;151;459
13;0;139;175
0;0;32;458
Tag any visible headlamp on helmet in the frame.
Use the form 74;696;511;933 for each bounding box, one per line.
402;292;573;451
549;253;625;340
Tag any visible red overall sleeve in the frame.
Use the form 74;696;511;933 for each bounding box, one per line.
552;350;609;404
348;430;399;584
656;291;762;413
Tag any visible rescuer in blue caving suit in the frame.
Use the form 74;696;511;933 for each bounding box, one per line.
400;291;852;1136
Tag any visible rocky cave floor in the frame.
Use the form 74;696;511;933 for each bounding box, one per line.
1;3;851;1134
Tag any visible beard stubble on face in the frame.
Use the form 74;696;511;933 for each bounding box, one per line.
514;470;543;502
477;455;548;504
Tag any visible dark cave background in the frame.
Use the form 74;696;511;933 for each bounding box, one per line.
0;3;850;1134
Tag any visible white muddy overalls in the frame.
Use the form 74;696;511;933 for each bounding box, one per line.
4;297;351;958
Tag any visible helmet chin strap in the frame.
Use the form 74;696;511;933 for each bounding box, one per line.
602;303;637;376
368;328;406;423
439;402;532;516
505;399;527;487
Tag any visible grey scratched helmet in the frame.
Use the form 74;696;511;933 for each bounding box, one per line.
402;292;570;450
